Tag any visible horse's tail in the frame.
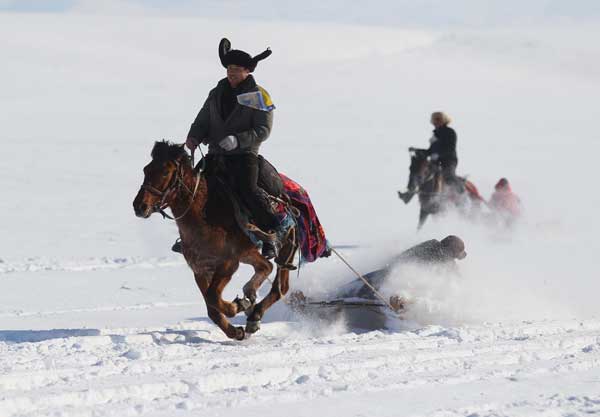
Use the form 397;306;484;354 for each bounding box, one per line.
465;180;485;202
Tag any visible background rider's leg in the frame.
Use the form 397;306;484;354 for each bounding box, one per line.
442;161;461;191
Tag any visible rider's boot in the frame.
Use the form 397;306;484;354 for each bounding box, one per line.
398;190;415;204
398;177;418;204
171;238;183;254
398;183;418;204
261;238;281;259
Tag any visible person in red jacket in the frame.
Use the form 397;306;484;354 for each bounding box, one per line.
489;178;521;223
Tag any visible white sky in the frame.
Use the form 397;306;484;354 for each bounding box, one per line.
2;0;600;27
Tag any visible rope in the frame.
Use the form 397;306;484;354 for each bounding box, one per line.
197;145;207;173
159;173;200;221
329;247;398;314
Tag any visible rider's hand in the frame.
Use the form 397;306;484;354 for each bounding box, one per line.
430;153;439;161
186;136;199;151
218;135;238;151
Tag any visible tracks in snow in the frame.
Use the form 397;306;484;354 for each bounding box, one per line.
0;256;185;276
1;319;600;416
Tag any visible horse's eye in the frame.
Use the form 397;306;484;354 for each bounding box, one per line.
163;172;169;178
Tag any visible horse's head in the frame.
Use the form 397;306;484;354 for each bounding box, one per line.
409;148;429;175
407;148;430;190
133;141;193;218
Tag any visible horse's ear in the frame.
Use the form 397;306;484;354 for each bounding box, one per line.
175;143;188;163
151;140;168;160
178;144;186;159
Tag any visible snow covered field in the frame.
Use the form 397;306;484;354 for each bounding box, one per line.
1;2;600;416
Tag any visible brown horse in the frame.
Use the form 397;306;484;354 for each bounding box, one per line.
132;141;294;340
403;149;483;229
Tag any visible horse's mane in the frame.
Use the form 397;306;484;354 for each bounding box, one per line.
151;140;189;163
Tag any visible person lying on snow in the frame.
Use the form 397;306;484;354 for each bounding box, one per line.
175;38;283;258
289;236;467;311
399;112;462;204
489;178;521;225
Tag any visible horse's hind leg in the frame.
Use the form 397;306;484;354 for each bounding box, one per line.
246;268;290;334
418;209;429;230
240;249;274;305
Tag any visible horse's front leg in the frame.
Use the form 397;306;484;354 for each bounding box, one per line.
206;305;245;341
204;259;253;318
194;269;245;340
418;209;429;230
246;268;290;334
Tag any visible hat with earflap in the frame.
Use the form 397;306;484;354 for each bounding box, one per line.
495;178;511;191
219;38;272;72
440;235;467;260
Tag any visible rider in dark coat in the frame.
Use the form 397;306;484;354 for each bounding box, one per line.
178;38;282;259
427;122;458;179
399;112;461;204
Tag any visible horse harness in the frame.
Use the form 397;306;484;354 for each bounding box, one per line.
141;158;201;221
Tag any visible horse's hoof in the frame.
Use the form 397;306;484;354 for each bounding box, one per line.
241;292;257;317
245;320;261;334
244;306;255;318
243;291;257;305
234;326;246;341
233;296;254;314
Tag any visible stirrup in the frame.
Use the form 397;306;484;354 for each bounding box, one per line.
246;223;277;241
276;262;298;271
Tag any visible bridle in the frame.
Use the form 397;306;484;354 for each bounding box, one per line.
140;157;201;221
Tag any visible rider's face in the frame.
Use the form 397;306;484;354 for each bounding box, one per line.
227;65;250;88
431;116;444;128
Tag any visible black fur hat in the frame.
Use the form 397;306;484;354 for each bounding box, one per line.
219;38;271;72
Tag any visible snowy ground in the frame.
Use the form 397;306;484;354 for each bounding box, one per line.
1;3;600;416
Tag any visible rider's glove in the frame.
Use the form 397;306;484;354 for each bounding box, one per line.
219;135;238;151
186;136;199;151
430;153;439;161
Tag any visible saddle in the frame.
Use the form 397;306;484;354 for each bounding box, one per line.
198;154;299;267
197;155;329;266
198;154;286;226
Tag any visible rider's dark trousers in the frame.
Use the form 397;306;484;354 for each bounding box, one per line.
441;161;461;189
223;153;279;231
441;161;457;182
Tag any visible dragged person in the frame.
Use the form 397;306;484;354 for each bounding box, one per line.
289;236;467;311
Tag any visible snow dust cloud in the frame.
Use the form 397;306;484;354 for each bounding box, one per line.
290;207;598;328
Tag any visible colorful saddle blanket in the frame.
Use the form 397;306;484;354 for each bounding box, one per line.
279;174;329;263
